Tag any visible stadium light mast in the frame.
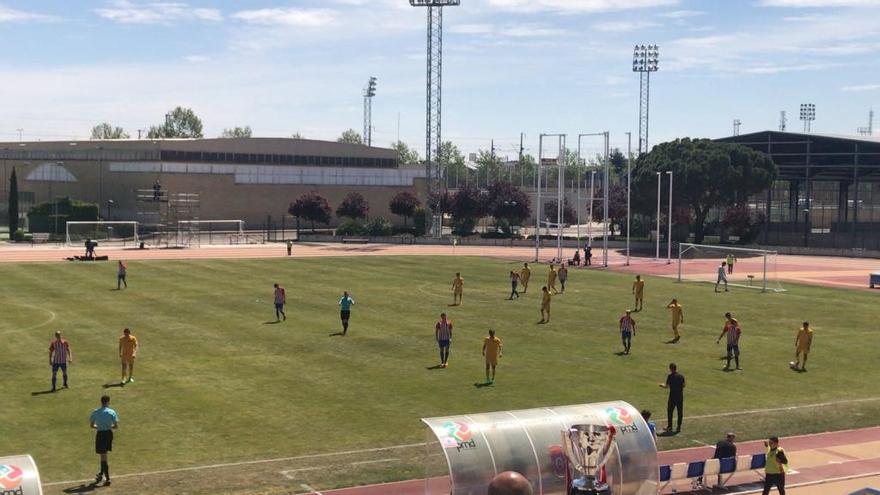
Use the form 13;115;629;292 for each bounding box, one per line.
779;111;787;132
733;119;741;136
800;103;816;133
411;0;460;237
632;44;659;154
363;76;377;147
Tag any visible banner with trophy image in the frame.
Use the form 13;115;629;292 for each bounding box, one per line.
422;401;657;495
0;455;43;495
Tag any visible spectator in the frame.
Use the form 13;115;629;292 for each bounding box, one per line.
714;432;737;486
726;253;736;274
488;471;533;495
585;246;592;266
641;410;657;440
572;250;581;266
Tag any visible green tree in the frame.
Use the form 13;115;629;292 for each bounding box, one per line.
591;183;627;235
8;167;19;235
486;181;531;229
336;192;370;221
449;184;489;235
441;141;469;187
389;191;421;226
632;138;777;244
147;106;204;138
90;122;130;140
474;149;504;186
543;199;577;226
289;192;332;232
392;141;420;165
220;126;252;138
337;129;363;145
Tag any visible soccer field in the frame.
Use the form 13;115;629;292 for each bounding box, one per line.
2;256;880;494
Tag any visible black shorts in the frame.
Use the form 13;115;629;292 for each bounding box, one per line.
95;430;113;454
340;310;351;321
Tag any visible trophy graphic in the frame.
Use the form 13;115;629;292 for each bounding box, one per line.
561;423;616;495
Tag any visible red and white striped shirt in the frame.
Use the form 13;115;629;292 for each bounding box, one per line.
435;320;453;341
49;339;71;364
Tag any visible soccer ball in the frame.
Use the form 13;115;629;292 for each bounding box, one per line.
789;361;797;370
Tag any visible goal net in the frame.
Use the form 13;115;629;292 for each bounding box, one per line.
677;243;786;293
175;220;247;247
66;221;139;247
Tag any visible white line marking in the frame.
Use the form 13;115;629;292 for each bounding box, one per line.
349;458;399;466
0;304;56;335
280;467;322;479
300;483;324;495
656;396;880;425
690;439;710;446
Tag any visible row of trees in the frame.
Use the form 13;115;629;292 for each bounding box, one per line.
288;191;424;231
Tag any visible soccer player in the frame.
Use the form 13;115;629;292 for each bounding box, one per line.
794;321;813;371
716;313;742;370
509;270;520;299
116;260;127;290
482;329;503;384
619;310;636;354
435;313;453;368
632;275;645;311
659;363;685;433
762;437;789;495
715;262;729;292
49;331;73;391
726;253;736;274
539;286;552;323
547;265;559;294
666;299;684;343
451;272;464;306
273;283;287;321
558;264;568;293
118;328;138;385
90;395;119;486
520;263;531;293
339;291;354;335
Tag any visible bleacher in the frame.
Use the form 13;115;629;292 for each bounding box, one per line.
659;452;766;492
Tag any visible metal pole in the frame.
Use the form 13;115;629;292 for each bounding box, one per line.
655;172;661;259
535;134;543;261
762;252;768;293
588;171;595;247
577;137;582;243
626;132;632;266
677;243;683;282
557;135;565;262
667;170;673;264
602;131;609;267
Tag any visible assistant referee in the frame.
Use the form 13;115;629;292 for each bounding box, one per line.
90;395;119;486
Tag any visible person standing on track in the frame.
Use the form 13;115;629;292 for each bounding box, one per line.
632;275;645;311
726;253;736;274
435;313;453;368
451;272;464;306
482;329;503;384
509;271;520;299
119;328;138;385
339;291;354;335
716;313;742;371
558;264;568;293
794;321;813;372
49;331;73;391
659;362;685;433
666;299;684;343
273;283;287;321
762;436;789;495
520;263;531;293
715;262;729;292
116;260;127;290
619;310;636;354
90;395;119;487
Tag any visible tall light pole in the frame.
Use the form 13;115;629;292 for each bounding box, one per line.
666;170;673;264
655;171;661;260
733;119;741;136
557;135;566;262
16;128;23;142
363;76;377;147
632;44;659;155
602;131;610;267
625;131;632;266
588;170;595;247
800;103;816;133
411;0;460;238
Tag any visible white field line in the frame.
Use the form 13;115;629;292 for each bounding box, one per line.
280;468;321;479
349;458;399;466
44;397;880;488
299;483;324;495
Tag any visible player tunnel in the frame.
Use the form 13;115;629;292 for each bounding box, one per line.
0;455;43;495
421;401;658;495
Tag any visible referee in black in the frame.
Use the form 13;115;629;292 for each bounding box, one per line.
89;395;119;486
659;362;685;433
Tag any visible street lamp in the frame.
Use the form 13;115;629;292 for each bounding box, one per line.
363;76;377;147
666;170;673;264
655;171;661;260
107;199;115;221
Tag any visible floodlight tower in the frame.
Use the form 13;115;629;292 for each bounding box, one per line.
800;103;816;133
411;0;460;237
363;76;377;146
858;109;874;136
733;119;741;136
779;111;787;131
632;44;659;155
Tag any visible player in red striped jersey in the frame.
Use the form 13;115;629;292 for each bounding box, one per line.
49;331;73;391
435;313;453;368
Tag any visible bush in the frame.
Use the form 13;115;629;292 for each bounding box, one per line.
335;220;366;236
28;198;99;234
365;217;393;236
452;218;477;237
412;206;428;236
11;228;27;242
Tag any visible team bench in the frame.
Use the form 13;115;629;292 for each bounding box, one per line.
659;452;767;492
870;272;880;289
341;237;370;244
31;233;51;244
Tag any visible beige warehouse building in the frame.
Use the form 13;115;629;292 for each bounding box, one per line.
0;138;426;231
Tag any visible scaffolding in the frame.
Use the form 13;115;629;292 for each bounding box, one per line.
136;189;201;247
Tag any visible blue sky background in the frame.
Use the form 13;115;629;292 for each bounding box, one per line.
0;0;878;157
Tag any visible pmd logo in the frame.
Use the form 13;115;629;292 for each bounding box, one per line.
604;407;639;434
0;464;24;495
440;421;476;452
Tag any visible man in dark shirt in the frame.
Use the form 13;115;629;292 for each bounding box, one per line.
659;362;685;433
713;432;737;486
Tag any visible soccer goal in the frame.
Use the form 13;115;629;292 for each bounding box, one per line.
66;221;139;247
677;243;786;293
176;220;247;247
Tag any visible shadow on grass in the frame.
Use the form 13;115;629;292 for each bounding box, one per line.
62;483;99;493
657;430;679;437
426;364;443;370
102;382;124;389
328;332;345;337
473;382;493;388
614;351;628;356
31;389;56;396
262;321;281;325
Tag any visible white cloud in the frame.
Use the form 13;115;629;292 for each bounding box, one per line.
658;9;705;18
95;1;222;24
450;23;494;34
0;5;55;23
739;63;831;74
231;8;337;27
592;20;659;32
449;22;566;37
184;55;210;63
485;0;678;13
760;0;879;6
841;84;880;91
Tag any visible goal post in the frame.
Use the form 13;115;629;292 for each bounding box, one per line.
677;243;786;293
66;221;139;247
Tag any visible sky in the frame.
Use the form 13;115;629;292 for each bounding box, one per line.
0;0;878;158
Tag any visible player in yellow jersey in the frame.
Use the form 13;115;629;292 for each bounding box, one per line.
520;263;532;293
482;329;503;384
540;286;553;323
632;275;645;311
451;272;464;306
547;265;559;294
666;298;684;343
118;328;138;385
794;321;813;372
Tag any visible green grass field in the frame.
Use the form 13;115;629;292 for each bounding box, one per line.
2;256;880;494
